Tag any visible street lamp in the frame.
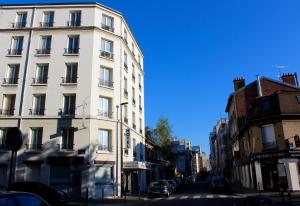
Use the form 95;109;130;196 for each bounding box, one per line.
119;102;128;198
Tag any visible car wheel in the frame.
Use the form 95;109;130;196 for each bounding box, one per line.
166;192;170;197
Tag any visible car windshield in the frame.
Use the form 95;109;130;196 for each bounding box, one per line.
151;181;167;187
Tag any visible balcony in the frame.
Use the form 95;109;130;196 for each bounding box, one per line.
132;98;136;106
139;106;142;113
263;141;277;151
64;48;79;55
25;144;42;151
58;143;74;151
7;49;22;56
11;22;26;28
98;110;113;119
2;78;18;86
133;123;136;130
132;74;136;82
36;49;51;55
139;83;142;90
40;22;54;27
99;79;113;88
29;108;45;116
124;117;128;124
100;50;114;60
124;89;128;98
97;144;113;152
61;77;78;85
124;63;128;71
101;24;114;32
32;77;47;85
62;108;76;116
0;108;14;116
67;21;81;27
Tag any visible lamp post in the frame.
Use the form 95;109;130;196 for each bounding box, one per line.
119;102;128;198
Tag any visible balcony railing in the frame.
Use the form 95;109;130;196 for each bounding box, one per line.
36;49;51;55
100;50;114;60
133;123;136;130
263;141;277;151
0;108;14;116
139;106;142;113
61;77;77;84
58;143;74;151
26;144;42;151
124;117;128;124
64;48;79;55
132;74;136;81
11;22;26;28
139;83;142;90
29;108;45;116
140;129;143;134
101;24;114;32
32;77;48;84
98;110;113;119
62;108;76;116
40;22;54;27
7;49;22;55
124;63;128;71
132;98;136;106
67;21;81;27
97;144;113;152
124;89;128;98
3;78;18;85
99;79;113;88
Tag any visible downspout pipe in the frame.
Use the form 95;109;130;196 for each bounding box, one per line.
257;75;262;97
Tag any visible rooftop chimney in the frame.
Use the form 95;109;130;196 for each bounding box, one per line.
233;77;245;91
281;73;298;86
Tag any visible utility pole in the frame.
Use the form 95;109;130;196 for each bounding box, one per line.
115;105;119;196
120;102;128;197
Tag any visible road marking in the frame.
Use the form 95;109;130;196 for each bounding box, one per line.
193;195;201;199
180;196;189;199
218;195;228;198
166;196;176;200
152;197;163;201
206;195;214;198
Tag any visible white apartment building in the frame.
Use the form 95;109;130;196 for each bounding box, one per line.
0;2;146;199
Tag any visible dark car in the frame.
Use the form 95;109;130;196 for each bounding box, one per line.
8;181;69;206
245;195;273;206
209;176;229;193
0;191;50;206
167;180;177;193
148;180;172;198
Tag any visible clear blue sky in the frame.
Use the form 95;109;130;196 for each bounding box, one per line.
3;0;300;154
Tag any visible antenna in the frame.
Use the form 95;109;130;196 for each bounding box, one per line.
273;65;287;79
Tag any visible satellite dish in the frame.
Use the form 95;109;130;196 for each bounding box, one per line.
5;127;23;151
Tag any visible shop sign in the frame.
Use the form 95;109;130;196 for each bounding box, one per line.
124;161;149;170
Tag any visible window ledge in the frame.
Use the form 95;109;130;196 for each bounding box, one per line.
6;54;22;57
60;83;78;86
98;84;114;90
35;54;51;57
99;55;114;61
31;83;48;86
63;53;79;56
96;150;113;154
1;84;18;87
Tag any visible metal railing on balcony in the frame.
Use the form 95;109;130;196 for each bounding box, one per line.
133;123;136;130
0;108;14;116
58;143;74;151
29;108;45;116
7;49;22;55
98;110;113;119
99;79;113;88
11;22;26;28
32;77;48;84
26;144;42;151
132;74;136;81
61;77;78;84
139;106;142;113
101;24;114;32
132;98;136;106
3;78;18;85
100;50;114;59
139;83;142;90
124;117;128;124
97;144;113;152
36;49;51;55
124;89;128;98
124;63;128;71
62;108;76;116
263;141;277;150
67;21;81;27
64;48;79;55
40;22;54;27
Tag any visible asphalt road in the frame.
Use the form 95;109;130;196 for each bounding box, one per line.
130;182;245;206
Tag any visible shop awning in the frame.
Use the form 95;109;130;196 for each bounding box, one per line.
123;161;151;170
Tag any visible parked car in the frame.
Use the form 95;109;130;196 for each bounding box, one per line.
8;181;69;206
245;195;273;206
0;191;50;206
148;180;172;198
209;176;229;193
167;180;177;193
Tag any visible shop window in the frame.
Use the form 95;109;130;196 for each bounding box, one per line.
295;134;300;148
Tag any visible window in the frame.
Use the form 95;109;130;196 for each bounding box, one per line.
63;63;78;83
99;67;113;87
132;87;136;105
262;124;276;150
101;15;114;32
13;12;27;28
1;94;16;115
133;138;137;159
124;29;128;43
0;128;8;150
138;54;141;65
32;94;46;115
4;64;19;84
100;39;113;59
124;52;128;70
139;95;142;112
132;64;135;81
66;35;79;54
131;43;135;56
124;105;128;123
132;112;136;129
68;11;81;26
138;74;142;90
139;118;142;134
9;36;23;55
28;128;42;150
95;165;113;183
98;97;112;118
33;64;48;84
98;129;111;151
63;94;76;115
297;96;300;104
140;143;144;160
41;11;54;27
124;78;128;98
295;134;300;148
37;36;51;55
61;128;74;150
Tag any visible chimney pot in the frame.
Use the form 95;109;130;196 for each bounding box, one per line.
281;73;297;86
233;77;245;91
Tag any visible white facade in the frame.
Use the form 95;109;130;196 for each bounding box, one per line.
0;2;146;199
